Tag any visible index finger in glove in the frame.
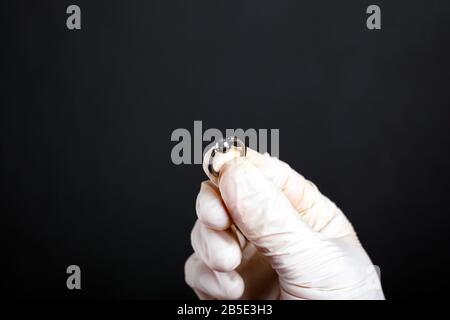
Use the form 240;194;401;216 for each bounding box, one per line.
203;146;356;240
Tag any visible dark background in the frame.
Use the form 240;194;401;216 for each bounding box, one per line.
2;0;450;299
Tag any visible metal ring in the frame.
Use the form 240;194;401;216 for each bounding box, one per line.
208;136;246;177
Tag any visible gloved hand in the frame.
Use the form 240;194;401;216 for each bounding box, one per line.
184;148;385;300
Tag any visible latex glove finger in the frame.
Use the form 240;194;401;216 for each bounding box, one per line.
218;157;327;272
204;147;356;240
184;253;244;300
216;159;384;299
195;181;231;231
242;149;356;240
191;220;242;272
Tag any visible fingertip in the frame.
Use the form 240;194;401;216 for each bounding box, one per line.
191;221;243;273
203;270;245;300
223;273;245;300
196;181;231;230
188;257;244;300
184;253;199;288
208;241;242;272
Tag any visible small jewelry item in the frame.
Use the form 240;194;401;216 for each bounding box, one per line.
207;136;247;178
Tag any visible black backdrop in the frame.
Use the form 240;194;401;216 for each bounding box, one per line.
2;0;450;299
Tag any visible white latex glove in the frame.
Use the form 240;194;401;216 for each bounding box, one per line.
185;148;385;300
